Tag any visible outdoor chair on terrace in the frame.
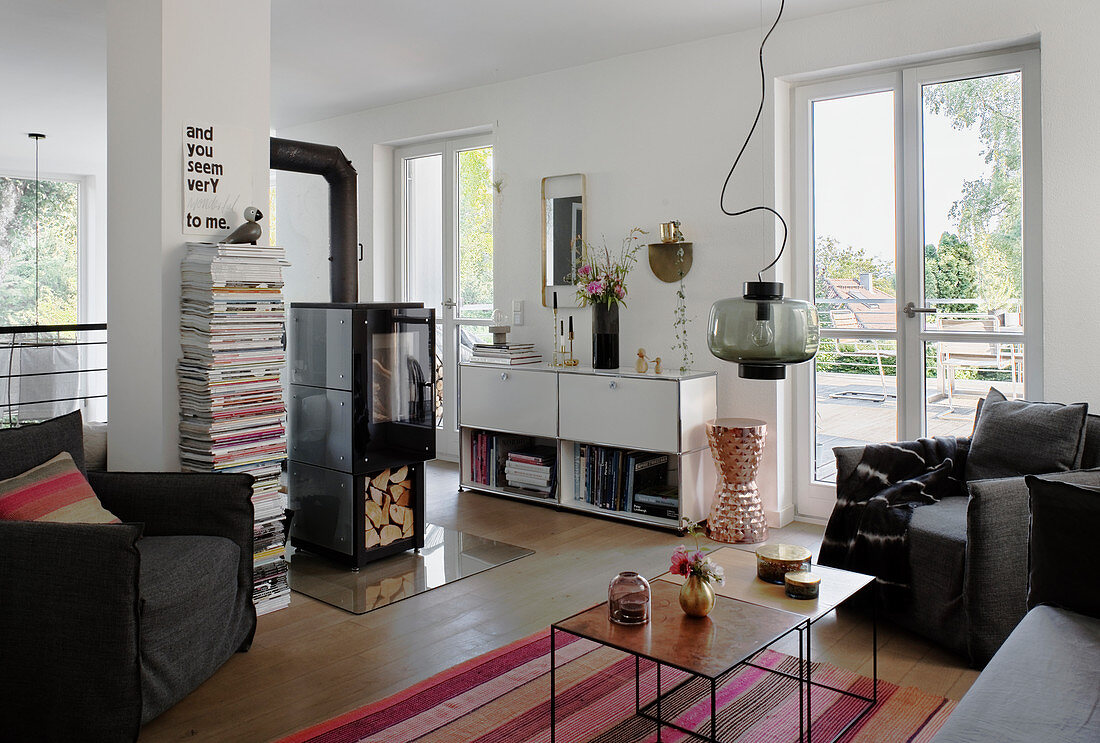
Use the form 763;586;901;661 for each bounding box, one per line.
936;315;1021;408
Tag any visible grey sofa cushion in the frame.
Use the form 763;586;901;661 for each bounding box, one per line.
1025;475;1100;618
1082;414;1100;469
931;605;1100;743
893;495;968;657
0;409;86;479
137;535;242;723
966;388;1088;481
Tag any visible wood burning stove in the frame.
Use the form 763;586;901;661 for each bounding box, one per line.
287;303;435;568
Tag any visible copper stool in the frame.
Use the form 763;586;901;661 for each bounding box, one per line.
706;417;768;543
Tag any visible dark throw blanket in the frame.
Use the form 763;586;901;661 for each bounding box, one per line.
818;436;969;609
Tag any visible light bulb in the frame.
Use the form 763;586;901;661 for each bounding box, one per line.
750;319;774;347
491;308;507;325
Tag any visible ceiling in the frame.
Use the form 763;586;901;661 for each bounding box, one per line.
1;0;888;169
269;0;888;128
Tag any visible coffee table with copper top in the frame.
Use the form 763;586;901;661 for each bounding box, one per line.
662;547;877;743
550;579;805;742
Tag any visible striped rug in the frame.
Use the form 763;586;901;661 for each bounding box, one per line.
277;630;955;743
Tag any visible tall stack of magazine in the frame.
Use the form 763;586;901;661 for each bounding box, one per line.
178;242;290;615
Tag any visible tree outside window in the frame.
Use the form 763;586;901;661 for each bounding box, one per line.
0;176;79;326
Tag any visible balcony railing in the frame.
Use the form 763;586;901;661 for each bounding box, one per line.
0;323;107;428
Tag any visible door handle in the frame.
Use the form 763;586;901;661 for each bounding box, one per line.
902;302;937;319
442;298;457;309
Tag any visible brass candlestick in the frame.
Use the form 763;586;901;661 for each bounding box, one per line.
564;328;578;366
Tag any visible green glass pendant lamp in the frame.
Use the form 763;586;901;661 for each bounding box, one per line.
707;0;819;380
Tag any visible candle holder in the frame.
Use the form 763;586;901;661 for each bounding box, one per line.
609;571;651;625
564;328;578;366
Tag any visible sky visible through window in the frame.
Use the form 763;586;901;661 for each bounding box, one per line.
813;90;990;267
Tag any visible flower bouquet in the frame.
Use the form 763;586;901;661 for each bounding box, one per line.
574;227;647;308
670;519;725;617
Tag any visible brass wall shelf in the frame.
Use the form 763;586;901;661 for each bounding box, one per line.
648;242;693;283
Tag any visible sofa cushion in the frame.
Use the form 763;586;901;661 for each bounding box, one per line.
1025;475;1100;618
966;388;1088;481
0;410;86;480
137;535;242;722
0;452;119;524
931;605;1100;743
896;495;969;657
1082;414;1100;469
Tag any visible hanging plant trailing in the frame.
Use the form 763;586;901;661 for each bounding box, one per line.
674;244;694;373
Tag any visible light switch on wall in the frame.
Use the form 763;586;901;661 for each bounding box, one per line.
512;299;523;326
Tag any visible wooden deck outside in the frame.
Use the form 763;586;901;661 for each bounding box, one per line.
814;371;1018;482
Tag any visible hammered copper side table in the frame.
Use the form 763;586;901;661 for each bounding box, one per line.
706;417;768;543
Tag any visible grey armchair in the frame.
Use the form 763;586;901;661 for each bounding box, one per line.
826;414;1100;666
0;414;257;742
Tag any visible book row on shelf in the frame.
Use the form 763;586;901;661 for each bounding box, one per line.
468;430;556;499
573;443;679;520
178;242;291;615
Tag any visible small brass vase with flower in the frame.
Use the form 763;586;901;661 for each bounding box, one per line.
669;519;725;618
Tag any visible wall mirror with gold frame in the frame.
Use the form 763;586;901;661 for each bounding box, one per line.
541;173;586;307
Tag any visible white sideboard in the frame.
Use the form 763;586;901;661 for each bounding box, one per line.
458;363;717;528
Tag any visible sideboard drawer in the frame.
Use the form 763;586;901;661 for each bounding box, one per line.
558;375;679;452
459;366;558;437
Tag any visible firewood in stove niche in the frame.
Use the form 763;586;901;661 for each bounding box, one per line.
363;467;415;548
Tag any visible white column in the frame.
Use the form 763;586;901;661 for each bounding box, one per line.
106;0;271;469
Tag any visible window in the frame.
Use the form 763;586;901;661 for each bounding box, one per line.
395;134;495;459
792;51;1040;518
0;175;80;325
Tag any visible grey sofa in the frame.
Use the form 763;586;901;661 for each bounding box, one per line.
0;413;257;742
932;469;1100;742
931;605;1100;742
831;414;1100;666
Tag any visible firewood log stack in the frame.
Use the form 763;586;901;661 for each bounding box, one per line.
364;465;414;548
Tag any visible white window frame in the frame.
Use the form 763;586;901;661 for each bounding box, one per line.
0;170;94;325
791;49;1042;520
392;133;495;460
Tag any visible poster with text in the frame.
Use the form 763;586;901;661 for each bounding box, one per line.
182;123;254;236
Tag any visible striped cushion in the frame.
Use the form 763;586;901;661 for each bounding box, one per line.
0;451;119;523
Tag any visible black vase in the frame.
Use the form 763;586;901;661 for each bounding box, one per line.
592;302;620;369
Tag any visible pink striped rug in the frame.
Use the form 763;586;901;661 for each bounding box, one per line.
277;630;955;743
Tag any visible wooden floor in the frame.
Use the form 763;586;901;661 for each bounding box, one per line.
139;461;977;742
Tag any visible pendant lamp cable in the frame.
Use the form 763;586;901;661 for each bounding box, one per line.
718;0;787;283
30;133;44;327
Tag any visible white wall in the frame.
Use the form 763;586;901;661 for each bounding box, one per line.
277;0;1100;522
106;0;271;470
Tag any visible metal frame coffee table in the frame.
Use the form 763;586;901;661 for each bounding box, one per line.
551;579;805;742
661;547;877;743
550;549;875;742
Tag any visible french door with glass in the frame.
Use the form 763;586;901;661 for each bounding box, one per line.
793;51;1041;519
395;134;494;461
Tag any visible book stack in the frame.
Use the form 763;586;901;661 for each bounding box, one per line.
469;431;530;489
178;242;291;616
468;342;542;366
573;444;675;518
504;445;556;496
631;484;680;520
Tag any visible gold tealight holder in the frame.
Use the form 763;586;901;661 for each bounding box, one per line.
755;544;812;585
784;571;820;600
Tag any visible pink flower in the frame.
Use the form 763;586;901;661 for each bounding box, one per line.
670;545;691;576
615;285;625;299
586;280;604;296
578;265;592;278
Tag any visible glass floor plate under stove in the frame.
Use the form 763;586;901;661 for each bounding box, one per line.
288;522;533;614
